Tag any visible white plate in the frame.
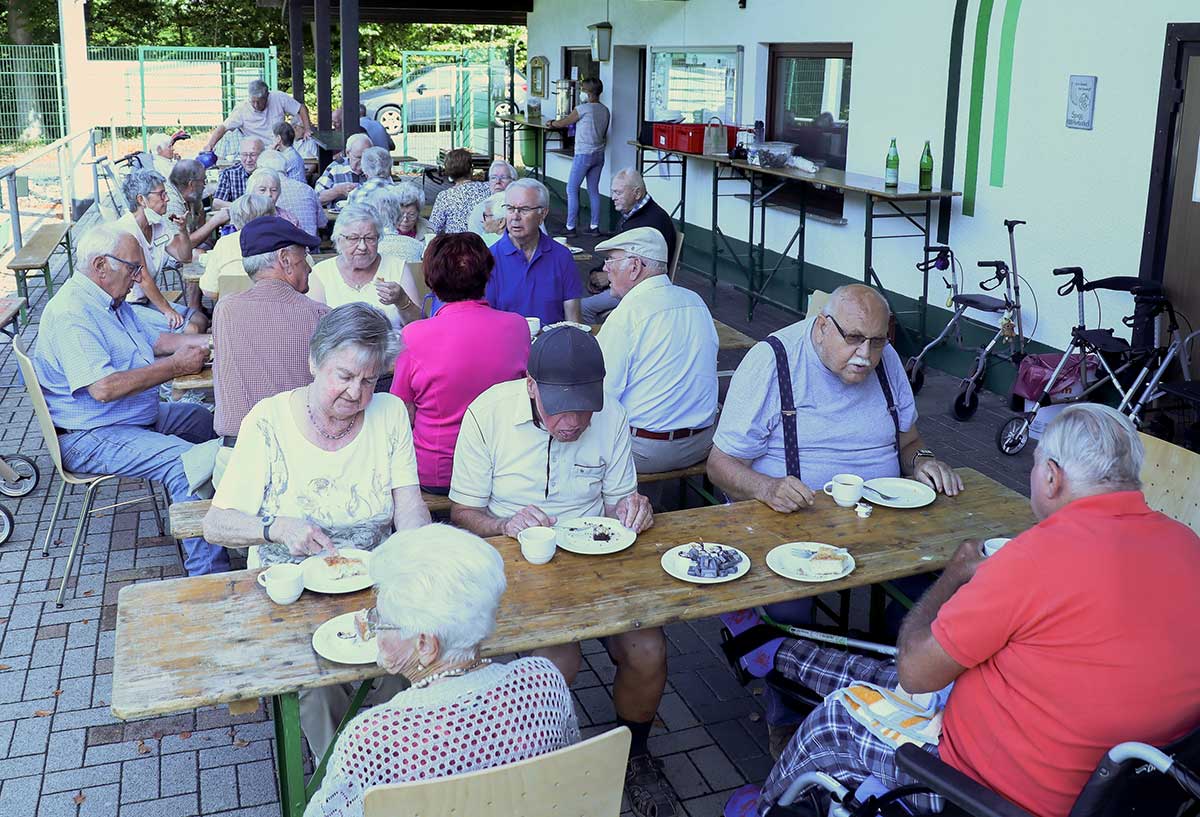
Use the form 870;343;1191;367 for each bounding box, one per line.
300;548;374;594
568;246;585;255
862;478;937;509
660;543;750;584
312;611;378;665
765;542;855;583
556;517;636;555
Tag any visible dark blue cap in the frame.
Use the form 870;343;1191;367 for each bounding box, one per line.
239;216;320;256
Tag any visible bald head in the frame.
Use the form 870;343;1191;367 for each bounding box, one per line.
612;168;648;214
812;284;892;384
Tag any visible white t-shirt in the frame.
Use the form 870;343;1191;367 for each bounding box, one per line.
213;390;419;567
310;254;410;329
223;90;301;145
114;211;176;302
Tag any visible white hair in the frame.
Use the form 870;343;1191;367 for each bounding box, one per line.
391;181;424;209
488;160;517;181
241;250;279;278
1036;403;1144;492
346;132;372;153
332;203;382;241
506;177;549;210
248;79;269;99
149;132;172;154
483;191;507;218
613;167;646;192
360;146;393;179
256;150;287;173
241;136;265;154
77;223;128;275
121;168;165;212
247;168;280;191
309;302;397;374
821;284;892;318
372;524;506;662
230;193;276;229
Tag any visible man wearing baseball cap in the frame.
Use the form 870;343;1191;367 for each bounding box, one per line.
450;325;678;817
594;227;718;504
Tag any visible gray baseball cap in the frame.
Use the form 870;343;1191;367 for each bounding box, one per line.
528;325;605;415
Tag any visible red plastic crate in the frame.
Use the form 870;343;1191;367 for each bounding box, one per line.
652;123;674;150
671;123;741;155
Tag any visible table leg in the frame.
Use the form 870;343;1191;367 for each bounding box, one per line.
798;183;808;313
271;693;306;817
864;194;875;285
678;155;688;234
709;165;719;303
305;679;374;801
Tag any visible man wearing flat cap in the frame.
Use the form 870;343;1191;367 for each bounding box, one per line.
595;227;718;502
450;325;680;817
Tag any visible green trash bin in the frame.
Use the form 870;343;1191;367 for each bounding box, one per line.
519;126;540;170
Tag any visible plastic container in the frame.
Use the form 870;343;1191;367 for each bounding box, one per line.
748;141;796;168
672;124;707;153
652;123;675;151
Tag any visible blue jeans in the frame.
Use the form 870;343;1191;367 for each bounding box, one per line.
57;402;229;576
567;149;605;230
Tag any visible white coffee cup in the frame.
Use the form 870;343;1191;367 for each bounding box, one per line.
982;537;1012;557
823;474;865;508
257;563;304;604
518;526;557;565
526;316;542;338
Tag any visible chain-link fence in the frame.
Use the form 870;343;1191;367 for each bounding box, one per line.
0;45;66;145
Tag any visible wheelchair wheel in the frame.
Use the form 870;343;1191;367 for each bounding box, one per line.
0;455;39;498
0;505;12;545
905;358;926;395
997;416;1030;455
952;384;979;421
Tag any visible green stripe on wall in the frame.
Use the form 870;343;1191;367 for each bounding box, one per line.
989;0;1023;187
962;0;997;216
936;0;972;243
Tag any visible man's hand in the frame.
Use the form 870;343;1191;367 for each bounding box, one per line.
759;475;814;513
945;538;987;587
160;307;185;330
614;493;654;533
375;280;411;308
502;505;557;538
914;458;964;496
169;343;208;376
273;517;337;557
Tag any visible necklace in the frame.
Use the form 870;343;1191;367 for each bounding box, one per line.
305;390;357;441
409;658;491;690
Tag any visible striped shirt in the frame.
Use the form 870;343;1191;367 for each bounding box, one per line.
314;160;365;193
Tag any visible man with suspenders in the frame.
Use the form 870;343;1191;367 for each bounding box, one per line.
706;284;962;756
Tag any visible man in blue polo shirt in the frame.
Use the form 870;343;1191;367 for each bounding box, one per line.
487;178;583;325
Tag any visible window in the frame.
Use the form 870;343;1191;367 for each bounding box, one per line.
646;47;742;124
563;48;599;86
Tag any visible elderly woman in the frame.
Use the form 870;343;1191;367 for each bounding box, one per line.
428;148;489;234
389;181;432;241
114;168;207;334
347;145;394;206
256;149;326;236
391;233;530;492
303;524;579;817
204;303;432;759
309;204;423;329
374;187;427;264
472;191;508;247
246;168;300;228
198;193;277;300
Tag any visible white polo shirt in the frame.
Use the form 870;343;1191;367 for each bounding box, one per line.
597;275;719;432
449;379;638;520
223;91;301;145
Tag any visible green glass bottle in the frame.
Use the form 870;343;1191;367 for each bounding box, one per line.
885;138;899;188
919;140;934;191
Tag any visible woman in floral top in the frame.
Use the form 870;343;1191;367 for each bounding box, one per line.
428;148;489;234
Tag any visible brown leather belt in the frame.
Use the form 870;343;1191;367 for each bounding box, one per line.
630;425;710;441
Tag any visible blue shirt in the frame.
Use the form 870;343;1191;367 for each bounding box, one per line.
281;145;306;183
486;233;584;325
360;116;394;151
34;274;162;431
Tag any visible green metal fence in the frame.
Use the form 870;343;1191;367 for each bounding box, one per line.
0;45;66;144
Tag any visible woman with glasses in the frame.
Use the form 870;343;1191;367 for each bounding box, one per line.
303;523;578;817
308;204;424;329
114;168;208;334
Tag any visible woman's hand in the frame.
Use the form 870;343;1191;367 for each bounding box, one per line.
161;307;185;330
273;516;337;557
375;280;412;308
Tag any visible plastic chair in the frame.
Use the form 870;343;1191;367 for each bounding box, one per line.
1137;431;1200;536
13;337;164;607
362;726;630;817
402;260;431;317
216;272;252;299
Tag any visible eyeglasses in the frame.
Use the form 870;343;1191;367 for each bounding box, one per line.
489;175;514;184
602;255;635;268
826;315;888;350
103;254;143;276
146;189;169;201
339;234;379;246
362;606;403;639
503;205;545;217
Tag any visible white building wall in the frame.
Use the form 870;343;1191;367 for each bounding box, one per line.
527;0;1197;346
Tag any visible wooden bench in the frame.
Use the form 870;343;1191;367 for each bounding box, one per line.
167;463;710;541
0;297;26;338
7;222;72;321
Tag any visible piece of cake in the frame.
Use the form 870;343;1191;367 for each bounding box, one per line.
802;549;846;577
323;554;368;580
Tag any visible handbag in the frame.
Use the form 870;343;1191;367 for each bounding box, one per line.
703;116;728;156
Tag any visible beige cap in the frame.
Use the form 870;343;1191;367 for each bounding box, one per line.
594;226;669;264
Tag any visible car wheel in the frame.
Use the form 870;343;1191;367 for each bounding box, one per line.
376;106;403;136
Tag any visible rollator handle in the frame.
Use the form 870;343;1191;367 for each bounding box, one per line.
1004;219;1027;229
1053;266;1083;277
977;260;1006;269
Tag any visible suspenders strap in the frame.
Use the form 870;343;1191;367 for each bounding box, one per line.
874;363;903;473
765;336;802;480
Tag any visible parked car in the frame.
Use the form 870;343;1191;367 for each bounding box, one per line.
362;64;527;134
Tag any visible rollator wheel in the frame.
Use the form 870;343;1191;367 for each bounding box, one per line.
0;455;39;498
996;417;1030;455
952;385;979;421
0;505;12;545
905;359;926;395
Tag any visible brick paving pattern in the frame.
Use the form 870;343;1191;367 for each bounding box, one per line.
0;209;1035;816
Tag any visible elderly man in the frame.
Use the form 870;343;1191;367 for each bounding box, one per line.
315;132;370;206
346;146;394;206
582;168;678;324
333;103;394;151
757;403;1200;817
486;178;583;325
149;132;178;178
271;121;307;183
595;227;717;500
166;160;228;249
709;283;961;754
257;150;325;236
32;224;227;576
202;79;312;154
449;326;677;817
213;217;327;445
213;136;263;208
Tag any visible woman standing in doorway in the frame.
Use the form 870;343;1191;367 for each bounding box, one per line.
547;77;609;237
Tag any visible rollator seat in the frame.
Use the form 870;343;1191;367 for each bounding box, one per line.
952;293;1008;313
1156;379;1200;403
1073;327;1131;355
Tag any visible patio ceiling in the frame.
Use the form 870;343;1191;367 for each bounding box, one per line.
289;0;531;25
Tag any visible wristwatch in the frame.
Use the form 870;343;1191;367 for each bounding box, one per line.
261;515;276;544
911;449;936;473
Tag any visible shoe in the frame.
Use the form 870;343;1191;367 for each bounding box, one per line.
564;227;578;237
586;225;602;236
767;722;800;762
625;753;681;817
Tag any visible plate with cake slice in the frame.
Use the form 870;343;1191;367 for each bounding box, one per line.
765;542;855;583
312;610;378;664
555;517;636;555
300;548;374;594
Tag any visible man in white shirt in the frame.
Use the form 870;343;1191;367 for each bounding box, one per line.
449;326;680;817
595;227;718;499
201;79;312;154
149;132;177;179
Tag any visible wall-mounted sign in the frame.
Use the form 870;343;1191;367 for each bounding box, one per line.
1066;75;1097;130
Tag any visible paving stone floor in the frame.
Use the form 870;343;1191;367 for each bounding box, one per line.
0;208;1035;817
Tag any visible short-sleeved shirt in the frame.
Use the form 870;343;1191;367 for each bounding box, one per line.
33;274;160;430
378;231;426;265
222;91;301;145
932;491;1200;817
573;102;610;154
486;233;584;325
346;177;394;207
314;161;365;194
713;316;915;488
449;379;637;520
215;165;251;202
213;390;419;567
281;145;306;183
310;255;410;330
276;178;325;236
359;116;393;150
114;211;176;303
212;278;330;437
390;300;531;488
428;181;490;234
597;276;718;432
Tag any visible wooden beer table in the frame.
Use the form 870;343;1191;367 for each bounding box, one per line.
112;468;1031;817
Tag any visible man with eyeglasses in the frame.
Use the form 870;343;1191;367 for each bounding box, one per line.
213;137;264;209
707;283;961;756
315;133;371;206
33;224;228;576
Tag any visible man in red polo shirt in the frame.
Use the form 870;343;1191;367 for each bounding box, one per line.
756;403;1200;816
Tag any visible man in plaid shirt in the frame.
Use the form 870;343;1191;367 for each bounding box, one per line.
315;132;370;206
214;137;264;208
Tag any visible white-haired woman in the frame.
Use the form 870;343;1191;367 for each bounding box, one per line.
390;181;432;241
303;523;579;817
347;146;394;206
373;187;426;264
470;191;507;248
198;193;277;300
246;168;300;228
115;168;207;333
308;204;423;328
428;148;490;234
466;160;517;236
